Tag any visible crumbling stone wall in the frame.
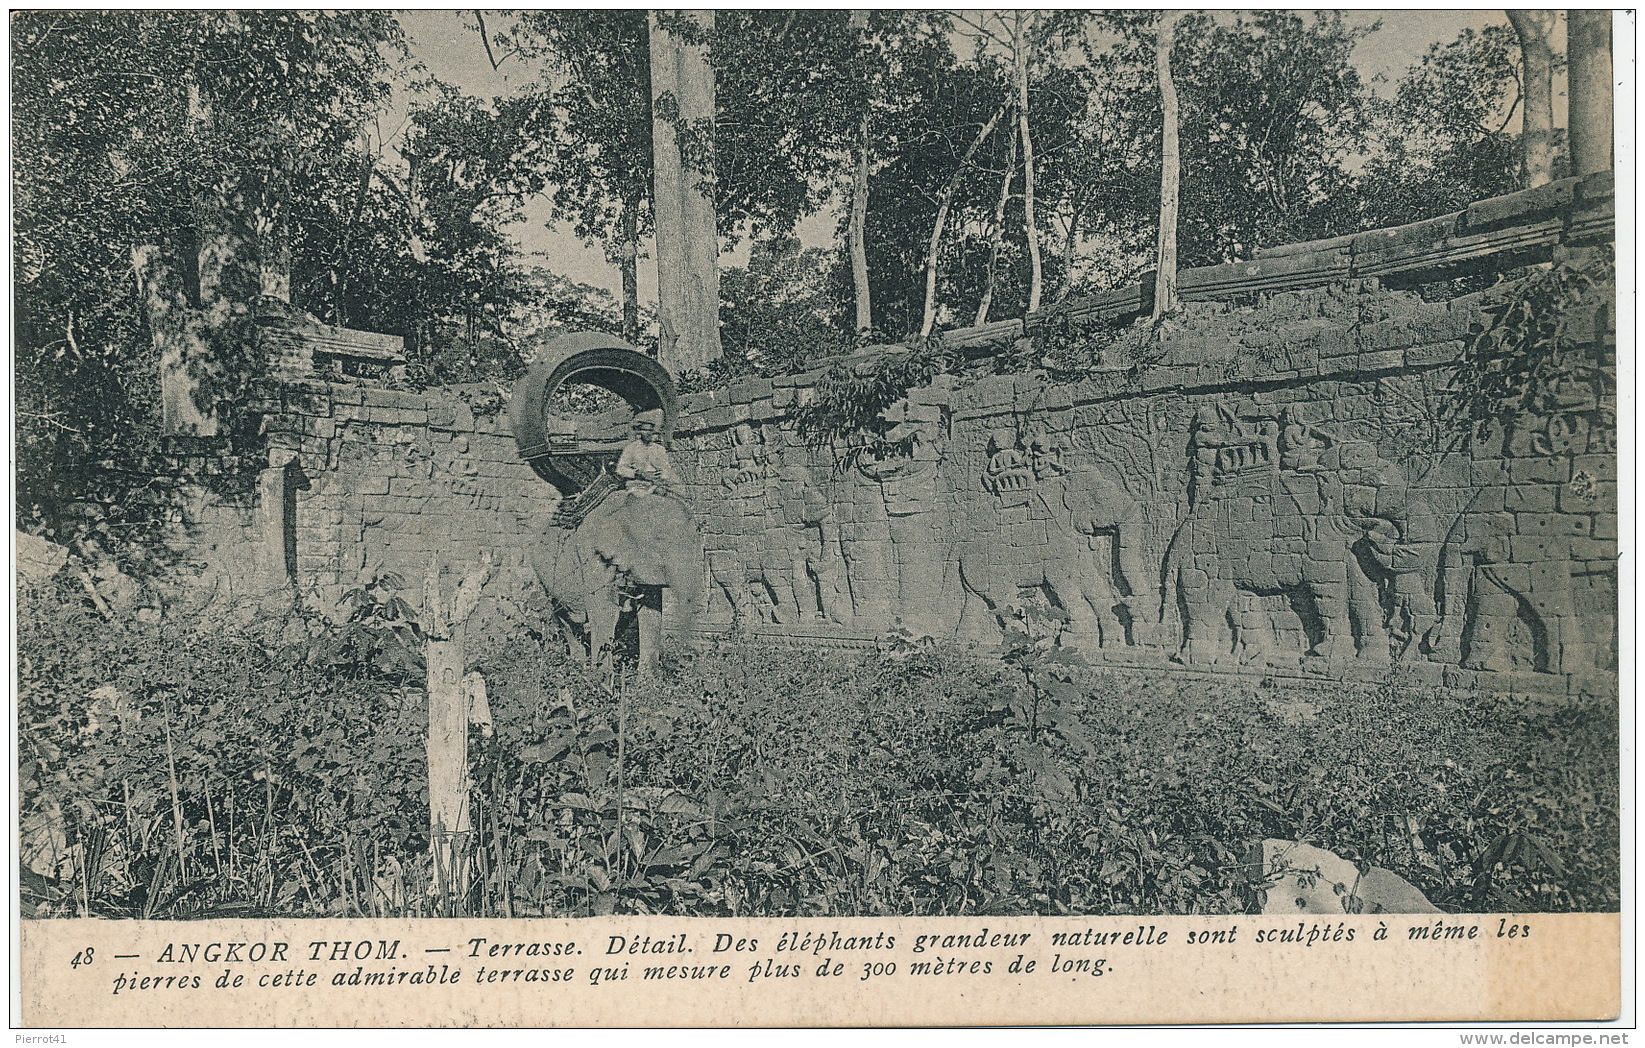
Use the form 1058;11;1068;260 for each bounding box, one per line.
192;176;1612;695
249;381;558;617
661;270;1615;696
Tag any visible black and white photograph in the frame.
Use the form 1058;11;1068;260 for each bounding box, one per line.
12;7;1625;1028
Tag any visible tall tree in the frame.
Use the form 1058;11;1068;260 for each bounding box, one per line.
14;11;403;437
1012;12;1046;315
918;100;1011;336
974;128;1019;326
1567;10;1614;176
1357;25;1523;227
847;10;875;334
1153;11;1183;319
649;10;722;372
1505;10;1558;187
506;11;654;343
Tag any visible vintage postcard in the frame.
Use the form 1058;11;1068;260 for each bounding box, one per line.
12;9;1626;1029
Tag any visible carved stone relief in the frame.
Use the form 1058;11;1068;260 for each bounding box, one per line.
1164;403;1437;670
958;423;1160;655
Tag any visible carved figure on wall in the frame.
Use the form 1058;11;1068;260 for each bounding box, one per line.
984;429;1035;504
1164;406;1431;669
959;452;1158;653
1505;369;1617;458
861;397;949;637
777;461;854;624
1429;496;1600;677
705;452;855;630
723;422;768;491
1053;464;1160;647
1026;429;1069;480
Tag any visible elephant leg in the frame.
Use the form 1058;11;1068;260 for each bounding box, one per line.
1463;563;1541;673
703;551;740;625
1303;545;1354;666
814;522;855;625
955;561;1003;643
1428;556;1471;664
558;614;590;665
1347;561;1391;667
1113;523;1159;645
790;554;822;621
1527;561;1589;676
1045;566;1105;646
1176;566;1234;664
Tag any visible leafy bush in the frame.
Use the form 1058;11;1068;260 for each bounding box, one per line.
18;582;427;918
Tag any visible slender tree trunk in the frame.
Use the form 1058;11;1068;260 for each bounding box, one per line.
1014;12;1044;316
920;101;1010;337
974;132;1019;326
1507;10;1557;187
1055;197;1086;305
1568;10;1614;176
619;191;641;343
1154;10;1183;320
848;9;874;334
649;10;722;373
849;111;874;334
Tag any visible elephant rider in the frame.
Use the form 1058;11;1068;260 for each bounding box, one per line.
616;409;681;499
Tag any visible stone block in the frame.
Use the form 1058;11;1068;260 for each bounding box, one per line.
1313;326;1355;360
1356;320;1415;353
363;388;427;410
1593;513;1617;540
1508;456;1570;485
1508;535;1570;563
344;474;391;496
1339;442;1379;469
1568;537;1615;562
1464;178;1574;230
1405;339;1463;367
1571;454;1616;482
285;391;334;417
389;476;435;498
1304;553;1348;582
1506;484;1559;513
1513;512;1591;537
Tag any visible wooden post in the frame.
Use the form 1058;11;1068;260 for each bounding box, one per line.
422;553;491;903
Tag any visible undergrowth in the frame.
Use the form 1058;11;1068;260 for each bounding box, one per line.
18;582;1619;918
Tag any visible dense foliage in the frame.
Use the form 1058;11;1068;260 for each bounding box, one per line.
20;581;1618;919
15;11;1554;552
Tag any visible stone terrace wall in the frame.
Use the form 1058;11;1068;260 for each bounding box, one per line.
242;382;559;619
203;174;1612;695
662;274;1615;696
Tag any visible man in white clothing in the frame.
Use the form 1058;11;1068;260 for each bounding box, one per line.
615;409;679;497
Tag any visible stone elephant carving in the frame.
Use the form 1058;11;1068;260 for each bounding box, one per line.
531;492;703;669
1428;496;1605;677
956;465;1156;652
1163;432;1426;670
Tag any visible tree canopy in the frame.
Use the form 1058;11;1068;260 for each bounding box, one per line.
14;9;1569;549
